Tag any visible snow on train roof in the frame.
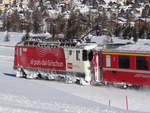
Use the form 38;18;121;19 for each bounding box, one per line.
81;42;98;50
91;35;133;45
104;39;150;53
28;32;52;38
116;39;150;51
18;33;98;49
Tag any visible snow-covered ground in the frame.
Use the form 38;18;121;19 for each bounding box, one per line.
0;32;149;113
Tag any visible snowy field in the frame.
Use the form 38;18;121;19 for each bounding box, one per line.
0;32;149;113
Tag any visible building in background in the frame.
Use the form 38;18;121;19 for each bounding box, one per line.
15;0;29;7
0;0;29;11
0;0;13;11
64;0;72;4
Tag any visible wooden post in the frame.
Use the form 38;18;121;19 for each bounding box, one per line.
109;99;111;107
125;96;128;110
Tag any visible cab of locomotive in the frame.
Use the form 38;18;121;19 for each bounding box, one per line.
64;48;94;85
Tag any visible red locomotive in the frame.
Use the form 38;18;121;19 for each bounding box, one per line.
13;35;150;88
14;35;97;85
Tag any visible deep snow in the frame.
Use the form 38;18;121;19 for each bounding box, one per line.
0;32;149;113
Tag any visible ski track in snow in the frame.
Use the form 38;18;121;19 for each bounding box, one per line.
0;76;127;113
30;79;150;113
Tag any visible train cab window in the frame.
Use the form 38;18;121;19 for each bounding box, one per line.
118;56;130;68
106;55;111;67
88;51;93;61
76;50;80;61
82;50;88;61
136;56;148;70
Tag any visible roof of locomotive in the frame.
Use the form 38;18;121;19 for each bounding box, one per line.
103;49;150;54
17;33;98;50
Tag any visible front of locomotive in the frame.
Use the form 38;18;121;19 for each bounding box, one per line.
13;42;25;78
64;42;97;85
79;44;96;85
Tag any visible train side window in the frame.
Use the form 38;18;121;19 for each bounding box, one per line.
98;54;102;67
69;50;72;56
20;48;22;56
82;50;88;61
76;50;80;61
136;56;148;70
106;55;111;67
118;56;130;68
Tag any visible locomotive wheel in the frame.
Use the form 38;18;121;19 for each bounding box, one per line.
65;76;73;84
75;79;80;84
21;68;27;78
121;85;128;89
16;68;26;78
37;73;42;79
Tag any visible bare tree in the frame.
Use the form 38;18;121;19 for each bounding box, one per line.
4;31;10;42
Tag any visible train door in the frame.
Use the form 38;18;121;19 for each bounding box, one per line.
93;51;102;82
14;47;20;66
15;47;23;66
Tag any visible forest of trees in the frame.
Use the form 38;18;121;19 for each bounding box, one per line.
1;0;150;42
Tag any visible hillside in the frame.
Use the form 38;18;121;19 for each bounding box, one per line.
0;0;149;42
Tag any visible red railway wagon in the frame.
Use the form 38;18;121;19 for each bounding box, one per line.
93;50;150;87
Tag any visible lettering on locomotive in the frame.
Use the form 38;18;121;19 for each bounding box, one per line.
30;59;64;67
